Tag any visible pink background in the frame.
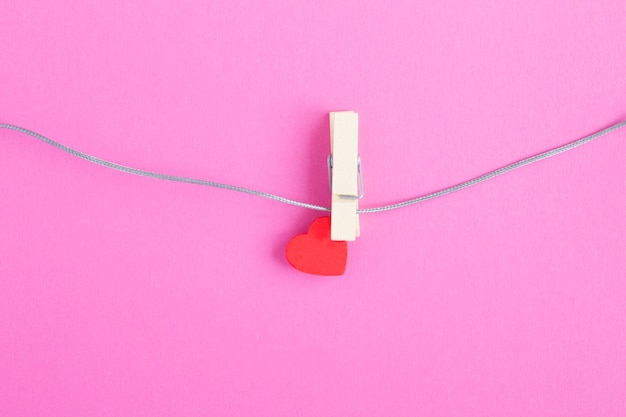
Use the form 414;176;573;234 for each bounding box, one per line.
1;1;625;416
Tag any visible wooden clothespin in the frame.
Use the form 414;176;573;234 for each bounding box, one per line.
329;111;361;241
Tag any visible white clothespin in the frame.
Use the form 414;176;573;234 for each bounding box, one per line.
328;111;361;241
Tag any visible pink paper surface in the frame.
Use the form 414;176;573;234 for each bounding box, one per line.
1;1;625;416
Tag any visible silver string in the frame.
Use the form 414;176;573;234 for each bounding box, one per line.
0;123;329;212
1;120;624;214
359;120;626;213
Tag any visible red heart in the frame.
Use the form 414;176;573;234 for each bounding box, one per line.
285;216;348;276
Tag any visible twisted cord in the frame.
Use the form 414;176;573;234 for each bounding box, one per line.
2;120;624;213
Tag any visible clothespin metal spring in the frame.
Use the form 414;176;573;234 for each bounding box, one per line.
327;155;364;200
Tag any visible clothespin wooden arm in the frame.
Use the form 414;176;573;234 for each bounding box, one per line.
329;111;360;241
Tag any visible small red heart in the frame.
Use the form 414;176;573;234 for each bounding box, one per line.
285;216;348;276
